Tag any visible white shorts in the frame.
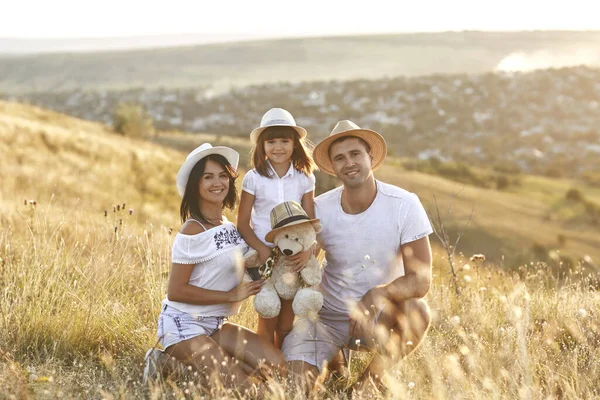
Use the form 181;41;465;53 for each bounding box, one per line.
157;304;227;350
282;307;366;371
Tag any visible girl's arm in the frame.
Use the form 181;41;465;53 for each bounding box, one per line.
237;190;273;263
301;190;315;219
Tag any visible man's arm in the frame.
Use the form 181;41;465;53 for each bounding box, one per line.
349;236;432;343
383;236;432;302
353;236;432;315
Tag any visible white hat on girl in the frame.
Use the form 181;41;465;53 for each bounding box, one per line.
250;108;307;144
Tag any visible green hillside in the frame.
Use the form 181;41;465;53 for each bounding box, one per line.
2;31;600;93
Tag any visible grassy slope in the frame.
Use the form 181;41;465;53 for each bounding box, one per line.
1;103;599;398
2;31;600;93
0;101;182;227
3;99;597;265
153;130;600;265
379;167;600;264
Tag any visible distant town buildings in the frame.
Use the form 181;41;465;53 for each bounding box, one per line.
4;66;599;177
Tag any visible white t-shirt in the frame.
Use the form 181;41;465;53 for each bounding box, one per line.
315;181;433;316
163;220;249;317
242;162;315;245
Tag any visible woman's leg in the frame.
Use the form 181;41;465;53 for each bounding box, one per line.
165;334;251;389
212;322;286;380
275;299;295;349
256;315;278;344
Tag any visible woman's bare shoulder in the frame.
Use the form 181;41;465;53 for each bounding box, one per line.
180;220;206;235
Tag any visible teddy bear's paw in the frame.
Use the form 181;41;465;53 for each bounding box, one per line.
292;288;323;318
254;284;281;319
300;261;322;286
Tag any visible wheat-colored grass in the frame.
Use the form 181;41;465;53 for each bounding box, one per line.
1;102;599;398
378;168;600;264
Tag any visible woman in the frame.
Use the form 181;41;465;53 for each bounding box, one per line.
144;143;285;391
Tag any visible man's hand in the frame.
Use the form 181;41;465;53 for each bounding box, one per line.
348;286;388;348
227;280;265;302
289;247;313;272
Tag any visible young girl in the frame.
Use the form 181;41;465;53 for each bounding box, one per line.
144;143;285;390
237;108;317;349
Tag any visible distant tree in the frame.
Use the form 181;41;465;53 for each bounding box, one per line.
544;167;563;178
112;102;154;138
492;161;521;175
565;188;584;202
496;174;510;190
428;157;442;170
531;242;548;261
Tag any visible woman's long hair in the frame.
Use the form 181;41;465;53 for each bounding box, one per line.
179;154;238;224
251;126;317;177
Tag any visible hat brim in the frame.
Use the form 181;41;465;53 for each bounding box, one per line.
176;146;239;197
313;129;387;176
250;125;307;144
264;219;321;243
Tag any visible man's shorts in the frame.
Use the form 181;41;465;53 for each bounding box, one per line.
282;306;367;371
157;304;227;350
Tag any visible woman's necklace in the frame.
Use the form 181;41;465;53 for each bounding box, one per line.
202;216;224;226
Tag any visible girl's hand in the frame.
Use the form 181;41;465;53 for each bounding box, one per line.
289;247;313;273
227;280;265;302
257;245;273;264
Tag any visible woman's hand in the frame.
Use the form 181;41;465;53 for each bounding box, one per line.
227;280;265;302
289;247;313;273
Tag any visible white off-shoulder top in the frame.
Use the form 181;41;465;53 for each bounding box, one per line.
162;218;249;317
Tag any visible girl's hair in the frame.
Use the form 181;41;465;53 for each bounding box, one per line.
251;126;316;177
180;154;238;224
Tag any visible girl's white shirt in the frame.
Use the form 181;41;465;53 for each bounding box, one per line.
162;217;249;317
242;161;315;245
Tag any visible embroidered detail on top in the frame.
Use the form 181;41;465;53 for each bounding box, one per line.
214;227;243;250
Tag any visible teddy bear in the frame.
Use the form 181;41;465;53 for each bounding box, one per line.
244;201;323;319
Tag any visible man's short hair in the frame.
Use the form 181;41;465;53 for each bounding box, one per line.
328;135;372;160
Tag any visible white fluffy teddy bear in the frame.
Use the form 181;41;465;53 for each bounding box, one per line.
245;201;323;319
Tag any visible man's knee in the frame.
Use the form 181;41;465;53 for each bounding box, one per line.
404;297;431;335
288;360;318;375
380;298;431;358
287;360;319;391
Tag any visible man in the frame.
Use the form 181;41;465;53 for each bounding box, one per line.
282;120;433;393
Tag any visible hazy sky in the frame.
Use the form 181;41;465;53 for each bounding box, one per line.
2;0;600;39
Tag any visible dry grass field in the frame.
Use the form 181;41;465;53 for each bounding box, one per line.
1;101;599;398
